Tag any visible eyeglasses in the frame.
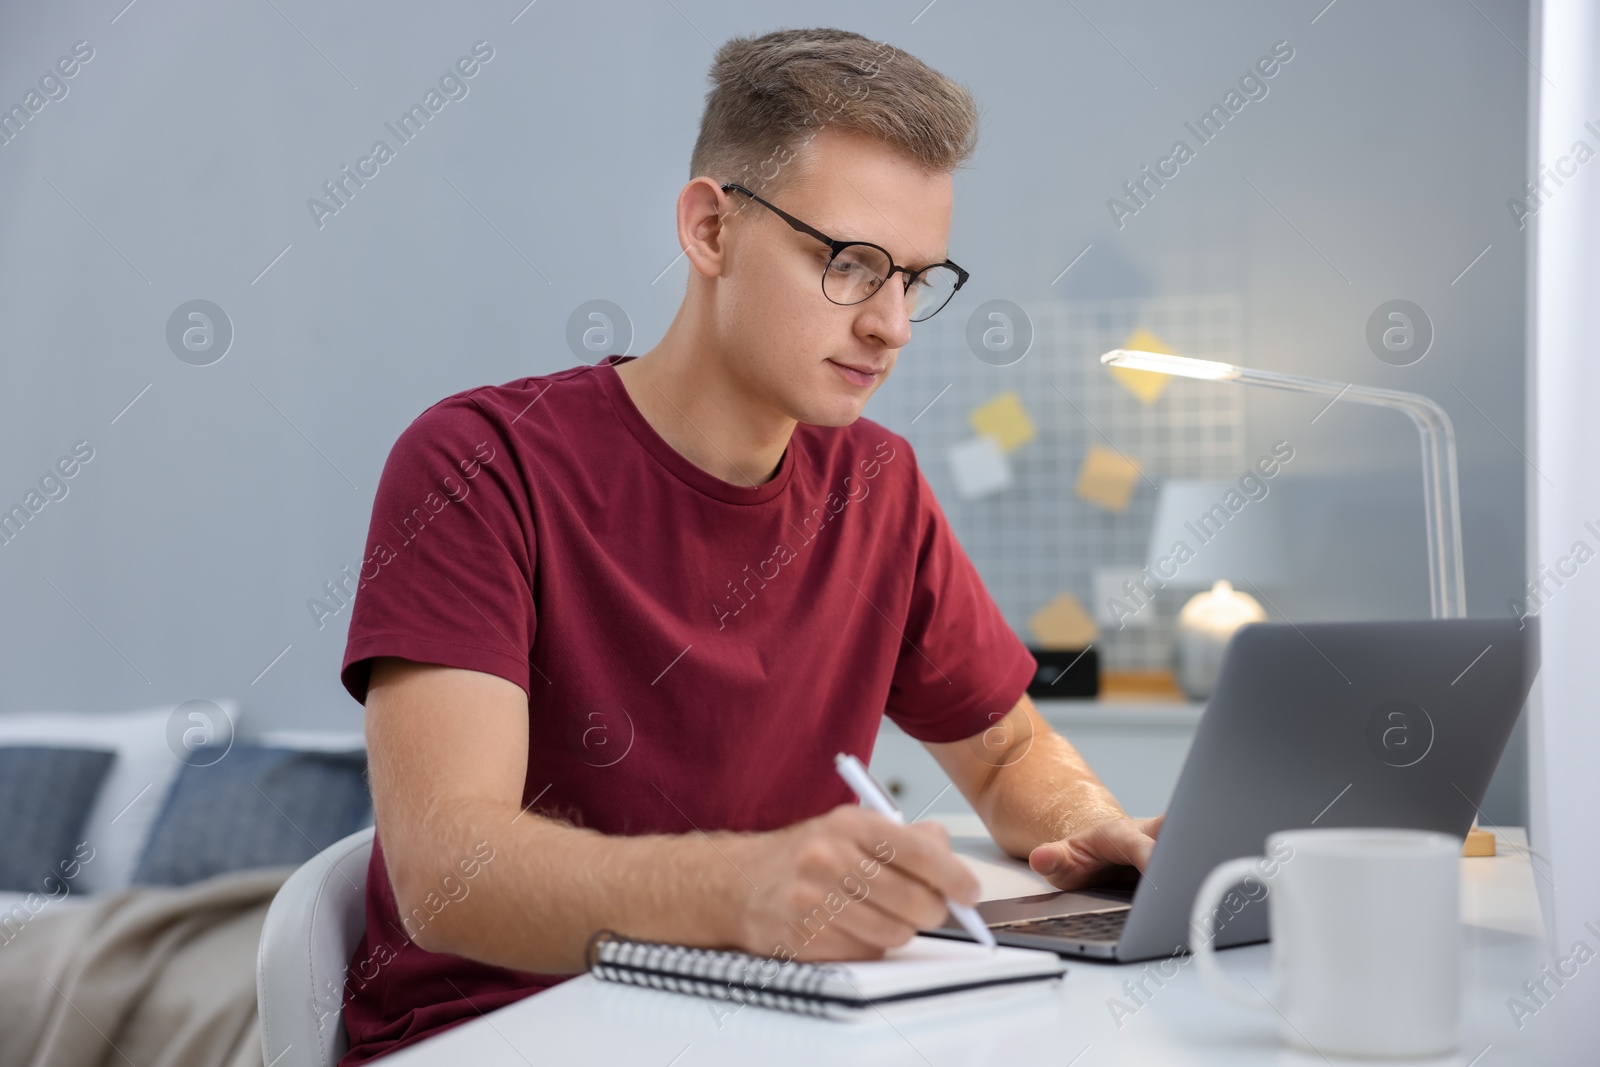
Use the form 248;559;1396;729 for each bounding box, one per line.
720;182;969;322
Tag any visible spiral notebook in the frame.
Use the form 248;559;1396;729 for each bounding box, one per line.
584;930;1067;1020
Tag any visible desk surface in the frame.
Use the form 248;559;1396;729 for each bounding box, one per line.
386;820;1597;1066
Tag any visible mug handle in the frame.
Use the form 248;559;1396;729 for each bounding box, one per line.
1189;856;1272;1011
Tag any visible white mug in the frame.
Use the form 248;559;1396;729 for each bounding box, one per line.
1190;827;1462;1058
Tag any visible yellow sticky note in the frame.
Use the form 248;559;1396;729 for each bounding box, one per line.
1029;591;1099;649
1107;326;1175;404
1074;444;1143;513
968;391;1036;453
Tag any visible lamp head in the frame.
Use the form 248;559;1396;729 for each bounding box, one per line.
1100;348;1242;381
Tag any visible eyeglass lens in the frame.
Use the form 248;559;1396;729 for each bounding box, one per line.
823;245;959;322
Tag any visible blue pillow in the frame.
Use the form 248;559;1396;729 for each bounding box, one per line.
132;744;371;886
0;746;115;893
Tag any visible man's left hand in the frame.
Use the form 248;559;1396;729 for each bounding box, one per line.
1026;814;1165;891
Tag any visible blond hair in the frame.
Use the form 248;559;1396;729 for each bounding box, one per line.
689;27;979;198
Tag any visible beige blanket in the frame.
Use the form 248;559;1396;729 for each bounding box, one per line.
0;865;295;1067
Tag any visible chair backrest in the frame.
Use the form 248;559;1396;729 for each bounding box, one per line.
257;825;376;1067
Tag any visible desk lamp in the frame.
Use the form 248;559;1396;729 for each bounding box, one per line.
1100;349;1465;620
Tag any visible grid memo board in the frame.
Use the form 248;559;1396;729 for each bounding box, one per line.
865;295;1246;671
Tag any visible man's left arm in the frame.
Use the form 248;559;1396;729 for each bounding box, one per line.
922;692;1165;890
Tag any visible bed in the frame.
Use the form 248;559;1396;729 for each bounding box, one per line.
0;704;370;1067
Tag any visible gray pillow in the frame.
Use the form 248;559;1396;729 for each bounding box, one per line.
0;746;115;893
132;744;371;886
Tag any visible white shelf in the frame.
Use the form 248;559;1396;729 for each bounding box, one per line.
1031;697;1205;729
872;698;1205;820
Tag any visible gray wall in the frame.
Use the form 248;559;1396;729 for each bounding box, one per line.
0;1;1530;813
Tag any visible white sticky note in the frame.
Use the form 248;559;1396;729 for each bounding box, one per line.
1093;566;1154;628
947;436;1013;499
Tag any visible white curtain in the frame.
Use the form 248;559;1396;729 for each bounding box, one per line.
1529;0;1600;947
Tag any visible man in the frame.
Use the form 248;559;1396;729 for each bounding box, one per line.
335;26;1161;1063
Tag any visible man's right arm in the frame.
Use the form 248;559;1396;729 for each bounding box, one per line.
364;656;982;974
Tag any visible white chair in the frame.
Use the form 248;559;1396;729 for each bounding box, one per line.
257;826;376;1067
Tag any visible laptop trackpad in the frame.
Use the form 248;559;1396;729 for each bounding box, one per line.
971;887;1134;925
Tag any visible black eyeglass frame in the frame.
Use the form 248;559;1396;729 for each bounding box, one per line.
719;182;969;322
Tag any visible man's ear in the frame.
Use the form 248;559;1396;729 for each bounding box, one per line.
679;178;732;280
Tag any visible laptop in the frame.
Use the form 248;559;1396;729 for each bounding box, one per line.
924;616;1539;962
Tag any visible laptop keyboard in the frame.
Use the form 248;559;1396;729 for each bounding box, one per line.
990;908;1130;943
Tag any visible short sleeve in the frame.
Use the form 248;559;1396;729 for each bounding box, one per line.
339;398;537;704
883;455;1037;743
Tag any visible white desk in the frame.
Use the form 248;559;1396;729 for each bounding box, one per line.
386;822;1598;1065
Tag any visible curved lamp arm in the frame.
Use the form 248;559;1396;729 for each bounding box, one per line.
1101;350;1466;619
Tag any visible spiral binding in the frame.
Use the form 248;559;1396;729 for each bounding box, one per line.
584;929;851;1017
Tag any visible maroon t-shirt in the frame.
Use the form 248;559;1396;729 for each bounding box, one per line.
334;355;1035;1063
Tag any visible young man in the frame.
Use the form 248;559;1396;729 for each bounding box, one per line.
335;26;1161;1063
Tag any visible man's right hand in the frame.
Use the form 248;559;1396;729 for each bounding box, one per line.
367;658;984;973
720;805;982;961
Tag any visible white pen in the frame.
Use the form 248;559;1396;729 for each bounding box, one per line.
833;752;998;949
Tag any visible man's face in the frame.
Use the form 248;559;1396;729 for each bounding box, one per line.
714;127;954;428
